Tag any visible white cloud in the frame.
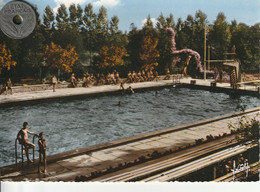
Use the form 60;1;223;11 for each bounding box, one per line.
142;18;158;28
54;0;88;6
93;0;120;8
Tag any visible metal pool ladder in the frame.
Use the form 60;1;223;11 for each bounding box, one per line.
173;74;181;86
15;135;38;165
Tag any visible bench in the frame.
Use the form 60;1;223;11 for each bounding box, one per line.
20;79;37;85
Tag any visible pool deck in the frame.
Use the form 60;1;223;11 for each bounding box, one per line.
0;107;259;181
0;77;259;106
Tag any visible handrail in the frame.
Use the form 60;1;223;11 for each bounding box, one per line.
32;135;39;161
15;138;24;165
15;138;18;165
15;135;38;165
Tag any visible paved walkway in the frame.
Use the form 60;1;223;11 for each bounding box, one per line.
1;107;259;181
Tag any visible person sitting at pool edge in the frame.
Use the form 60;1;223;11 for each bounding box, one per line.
38;132;47;174
17;122;38;164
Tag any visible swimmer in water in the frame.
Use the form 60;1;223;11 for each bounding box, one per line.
128;86;134;94
118;101;122;106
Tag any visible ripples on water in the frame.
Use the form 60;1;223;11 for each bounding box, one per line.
0;87;259;166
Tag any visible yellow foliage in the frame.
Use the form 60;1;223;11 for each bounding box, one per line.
99;46;128;68
140;36;160;71
45;42;79;73
0;43;17;74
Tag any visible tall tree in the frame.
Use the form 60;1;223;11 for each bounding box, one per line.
56;4;69;30
166;13;175;28
82;3;98;66
156;13;166;30
109;15;119;34
43;5;55;29
208;12;231;60
231;23;260;72
97;6;108;32
143;15;154;30
193;10;208;59
127;29;143;71
69;4;83;30
83;3;96;31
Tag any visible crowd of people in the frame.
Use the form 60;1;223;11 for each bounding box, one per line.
126;69;160;83
69;69;162;88
69;70;122;88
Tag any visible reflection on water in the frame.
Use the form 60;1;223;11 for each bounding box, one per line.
0;87;259;166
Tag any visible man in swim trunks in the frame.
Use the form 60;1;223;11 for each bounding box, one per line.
17;122;38;164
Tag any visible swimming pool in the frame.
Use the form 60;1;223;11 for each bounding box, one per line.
0;87;259;167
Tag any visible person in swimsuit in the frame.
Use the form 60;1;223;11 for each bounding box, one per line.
70;73;77;87
38;132;47;174
51;75;57;92
5;78;12;95
17;122;38;164
128;86;134;94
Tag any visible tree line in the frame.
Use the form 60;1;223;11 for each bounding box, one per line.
0;3;259;82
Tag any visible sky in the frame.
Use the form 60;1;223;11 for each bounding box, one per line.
0;0;259;31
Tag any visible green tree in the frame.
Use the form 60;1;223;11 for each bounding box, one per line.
69;4;83;30
156;13;166;30
83;3;96;31
166;13;175;28
193;10;208;60
156;14;173;74
56;4;69;30
97;6;108;32
43;5;55;29
143;15;154;29
82;3;98;67
127;28;143;71
109;15;119;34
208;12;231;60
17;7;46;79
231;23;260;72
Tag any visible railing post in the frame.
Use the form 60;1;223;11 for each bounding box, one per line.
21;143;23;164
213;166;217;180
15;139;17;165
33;135;38;162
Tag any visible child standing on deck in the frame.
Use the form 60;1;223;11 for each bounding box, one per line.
38;132;47;174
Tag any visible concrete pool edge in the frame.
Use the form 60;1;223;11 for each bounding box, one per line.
1;106;259;175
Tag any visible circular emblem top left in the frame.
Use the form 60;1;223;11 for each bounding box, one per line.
0;1;36;39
